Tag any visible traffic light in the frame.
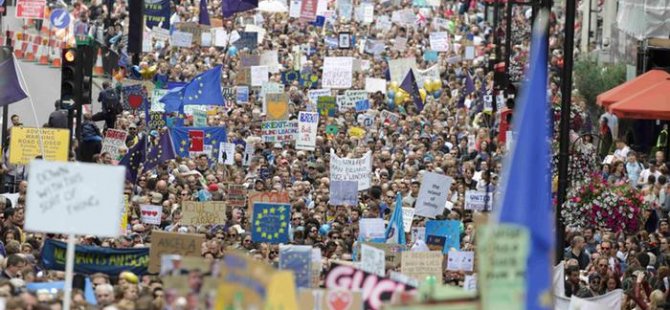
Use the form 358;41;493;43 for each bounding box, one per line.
60;48;78;108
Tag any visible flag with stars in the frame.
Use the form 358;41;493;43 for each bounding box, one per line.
399;69;423;112
160;65;224;113
0;50;28;107
118;135;147;183
144;131;176;171
251;203;290;244
279;245;312;288
170;127;227;159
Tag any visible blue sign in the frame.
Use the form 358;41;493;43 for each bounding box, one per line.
40;239;150;275
50;9;70;29
144;0;171;29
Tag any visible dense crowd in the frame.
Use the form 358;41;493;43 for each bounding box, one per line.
4;0;666;309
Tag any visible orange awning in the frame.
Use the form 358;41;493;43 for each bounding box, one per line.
596;69;670;107
608;78;670;120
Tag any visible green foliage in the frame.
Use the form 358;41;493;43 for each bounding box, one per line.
574;59;627;107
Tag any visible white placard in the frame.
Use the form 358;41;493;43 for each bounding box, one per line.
336;90;368;111
362;3;374;24
330;149;372;191
170;31;193;48
464;190;494;211
308;89;332;105
229;30;241;43
359;218;385;240
152;27;170;41
322;57;353;89
447;251;475;271
464;274;477;291
388;57;417;83
140;204;162;225
464;45;475;60
218;142;236;165
429;32;450;52
411;227;425;244
297;112;319;151
415;172;453;218
402;207;415;233
365;78;387;94
415;65;440;88
250;66;269;87
213;28;229;47
142;32;152;53
201;32;212;47
25;161;125;237
260;50;280;73
244;24;266;44
361;244;385;276
243;142;254;166
289;0;301;17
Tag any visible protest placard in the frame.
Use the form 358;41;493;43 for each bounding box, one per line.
311;248;322;287
261;120;298;143
289;0;301;18
149;231;205;273
244;24;266;44
415;172;454;218
266;93;289;120
401;251;444;282
429;32;449;52
330;149;372;190
279;245;312;288
241;55;260;67
149;111;167;130
361;244;385;276
426;220;461;253
322;57;353;89
236;86;249;103
296;112;319;151
251;203;291;244
308;88;332;104
317;96;337;118
300;0;318;21
447;251;475;272
101;129;128;160
347;127;365;139
393;36;408;52
464;275;477;291
9;127;70;165
298;289;363;310
218;142;235;165
361;3;374;23
248;191;290;213
260;50;279;73
415;65;440;88
174;22;209;45
181;201;227;226
411;227;426;244
329;180;358;206
233;31;258;50
477;224;529;310
402;207;415;233
379;110;400;125
120;196;129;235
251;66;269;87
139;204;162;225
325;263;414;310
365;77;387;94
213;28;228;47
170;31;193;47
337;90;368;111
465;45;475;60
357;113;375;128
388;57;417;83
223;183;246;208
358;218;385;240
152;27;170;41
150;89;168;111
193;109;208;127
465;190;494;211
25;161;124;237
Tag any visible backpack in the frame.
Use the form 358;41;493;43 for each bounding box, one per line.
100;89;121;114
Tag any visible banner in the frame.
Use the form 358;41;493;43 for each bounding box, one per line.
261;120;298;143
330;149;372;191
415;172;453;218
401;251;443;283
325;263;415;310
149;231;205;273
9;127;70;165
40;239;149;275
464;190;494;211
296;112;319;151
322;57;353;89
144;0;171;29
251;203;291;244
181;201;227;225
101;129;128;160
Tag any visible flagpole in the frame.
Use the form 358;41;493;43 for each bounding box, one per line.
557;0;574;263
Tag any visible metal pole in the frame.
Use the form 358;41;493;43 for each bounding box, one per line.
504;0;513;90
557;0;575;264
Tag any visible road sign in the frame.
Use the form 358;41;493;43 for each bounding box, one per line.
50;8;70;29
16;0;46;19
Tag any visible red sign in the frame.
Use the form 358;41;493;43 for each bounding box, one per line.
300;0;317;21
188;130;204;152
16;0;46;19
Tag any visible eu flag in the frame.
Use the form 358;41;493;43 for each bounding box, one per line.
199;0;210;25
251;203;290;244
170;127;227;159
144;131;176;171
160;65;224;113
0;51;28;107
496;10;553;310
464;72;475;96
385;193;406;245
118;135;147;183
399;69;423;112
222;0;258;18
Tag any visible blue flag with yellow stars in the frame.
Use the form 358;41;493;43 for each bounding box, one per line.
251;203;290;244
118;135;147;183
399;69;423;112
170;127;227;159
279;245;312;288
144;131;176;171
160;65;224;113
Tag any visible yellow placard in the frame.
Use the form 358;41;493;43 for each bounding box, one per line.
9;127;70;165
120;195;129;235
348;126;366;138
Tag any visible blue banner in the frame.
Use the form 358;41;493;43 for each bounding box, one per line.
144;0;171;29
40;239;150;275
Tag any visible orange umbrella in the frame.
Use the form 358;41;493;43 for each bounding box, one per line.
608;77;670;120
596;69;670;107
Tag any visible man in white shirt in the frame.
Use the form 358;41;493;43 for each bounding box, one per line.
613;139;630;161
639;160;663;186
